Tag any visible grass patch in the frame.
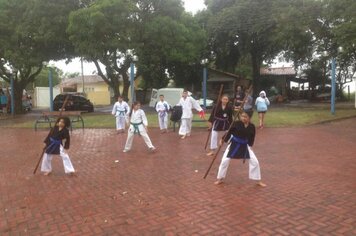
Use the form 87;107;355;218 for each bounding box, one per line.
1;107;355;129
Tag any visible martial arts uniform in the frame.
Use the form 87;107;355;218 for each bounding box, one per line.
216;121;261;181
208;104;233;150
123;109;155;152
41;126;75;174
177;96;203;136
112;101;130;131
155;100;170;131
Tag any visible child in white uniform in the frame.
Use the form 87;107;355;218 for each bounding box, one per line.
155;94;170;133
123;101;156;152
112;96;130;133
177;90;205;139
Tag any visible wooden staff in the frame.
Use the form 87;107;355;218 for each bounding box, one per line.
33;95;70;174
203;85;252;179
204;84;224;150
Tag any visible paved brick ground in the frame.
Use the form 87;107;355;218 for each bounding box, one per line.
0;118;355;235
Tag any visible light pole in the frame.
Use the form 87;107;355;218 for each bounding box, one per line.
48;66;54;112
10;71;15;116
331;58;336;115
202;59;208;108
81;57;85;94
130;62;135;104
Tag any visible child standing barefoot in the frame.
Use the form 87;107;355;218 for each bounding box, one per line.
215;112;266;187
123;101;156;153
41;117;75;176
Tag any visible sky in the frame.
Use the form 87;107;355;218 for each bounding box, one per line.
53;0;206;76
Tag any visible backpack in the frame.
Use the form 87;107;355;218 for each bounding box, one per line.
170;105;182;122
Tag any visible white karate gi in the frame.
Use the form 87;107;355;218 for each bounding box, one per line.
177;96;202;136
112;101;130;130
210;130;224;150
41;145;75;174
217;145;261;181
124;109;155;151
155;101;170;130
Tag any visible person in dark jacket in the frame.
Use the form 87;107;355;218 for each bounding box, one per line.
41;117;75;175
214;112;266;187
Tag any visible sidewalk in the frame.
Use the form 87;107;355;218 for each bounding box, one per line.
0;118;355;235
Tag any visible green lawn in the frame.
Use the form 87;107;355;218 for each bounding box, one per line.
3;107;356;129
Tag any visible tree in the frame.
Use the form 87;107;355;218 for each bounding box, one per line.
135;12;207;89
206;0;282;95
68;0;207;101
68;0;137;101
0;0;79;113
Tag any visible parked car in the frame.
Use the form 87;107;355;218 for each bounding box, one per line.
53;94;94;112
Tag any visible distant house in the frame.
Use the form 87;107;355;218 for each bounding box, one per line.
260;66;298;98
207;68;250;100
59;75;111;105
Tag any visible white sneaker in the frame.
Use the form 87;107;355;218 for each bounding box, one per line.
123;149;130;153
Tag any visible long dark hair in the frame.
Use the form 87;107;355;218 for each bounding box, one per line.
56;116;71;128
129;101;141;118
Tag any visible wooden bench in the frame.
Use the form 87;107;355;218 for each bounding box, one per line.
34;111;84;131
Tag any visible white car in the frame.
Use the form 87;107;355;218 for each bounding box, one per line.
198;98;214;108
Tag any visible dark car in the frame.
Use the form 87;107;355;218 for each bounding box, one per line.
53;94;94;112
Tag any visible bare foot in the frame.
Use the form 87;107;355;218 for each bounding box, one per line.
257;181;266;187
68;172;77;176
181;135;186;139
43;172;51;176
206;151;215;156
214;179;223;185
149;147;156;152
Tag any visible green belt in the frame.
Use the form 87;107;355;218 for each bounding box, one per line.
130;122;143;135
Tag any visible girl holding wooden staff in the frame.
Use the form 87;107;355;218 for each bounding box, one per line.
41;117;75;176
214;111;266;187
206;94;233;156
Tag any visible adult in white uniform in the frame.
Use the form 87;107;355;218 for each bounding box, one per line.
177;90;205;139
112;96;130;133
155;94;170;133
123;101;155;152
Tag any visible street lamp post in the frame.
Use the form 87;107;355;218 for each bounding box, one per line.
48;67;54;112
130;62;135;104
331;58;336;115
201;59;208;109
10;73;15;116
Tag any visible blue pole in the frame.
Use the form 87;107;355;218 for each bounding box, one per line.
10;76;14;115
130;62;135;104
203;67;207;108
49;67;53;112
331;58;336;115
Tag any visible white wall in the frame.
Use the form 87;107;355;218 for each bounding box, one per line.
34;87;60;107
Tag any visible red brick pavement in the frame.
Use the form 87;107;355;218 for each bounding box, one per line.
0;118;355;235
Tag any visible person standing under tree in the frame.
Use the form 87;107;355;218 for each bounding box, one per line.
123;101;156;153
112;96;130;134
155;94;170;133
234;85;245;109
255;91;270;129
177;90;205;139
214;112;266;187
243;89;254;118
206;94;233;156
41;117;75;176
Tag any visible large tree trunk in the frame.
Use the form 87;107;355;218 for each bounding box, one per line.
121;72;130;102
251;50;261;97
13;80;25;114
